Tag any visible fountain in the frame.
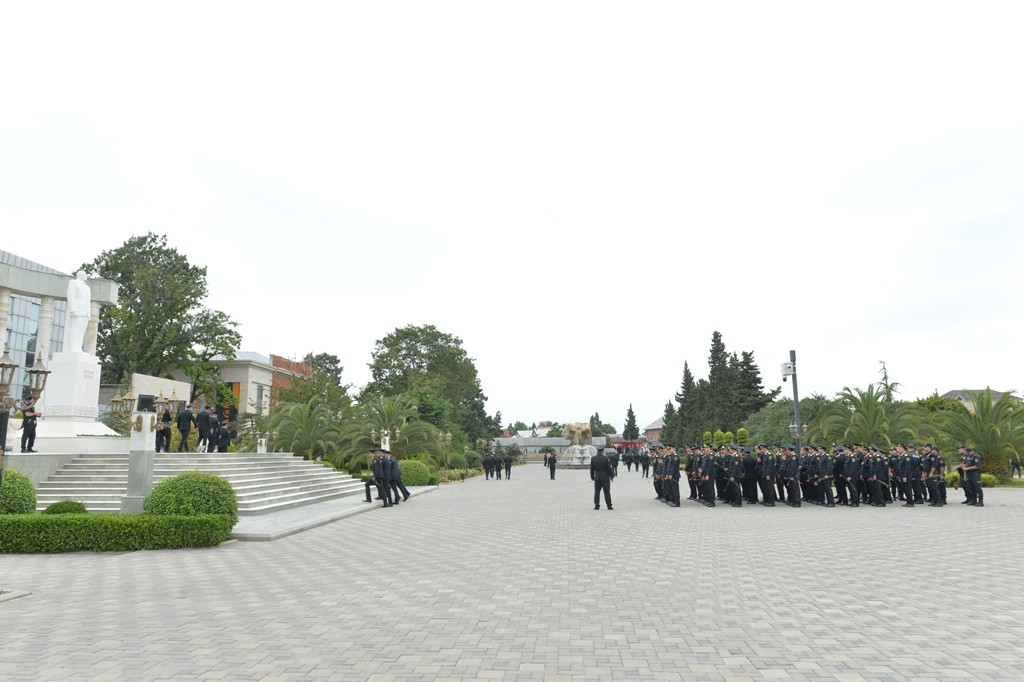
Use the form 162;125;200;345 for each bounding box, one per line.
557;422;595;469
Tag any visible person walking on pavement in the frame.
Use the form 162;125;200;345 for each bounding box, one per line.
548;451;557;479
503;452;513;479
591;447;614;510
372;448;393;507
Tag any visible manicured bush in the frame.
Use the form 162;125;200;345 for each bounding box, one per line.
143;471;239;527
42;499;88;515
398;459;431;486
448;451;467;469
981;473;998;488
945;472;962;489
427;475;439;485
945;472;997;488
0;469;37;515
0;514;232;553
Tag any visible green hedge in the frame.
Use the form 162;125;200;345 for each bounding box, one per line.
398;459;431;486
144;471;239;527
0;469;37;514
42;499;88;515
0;514;232;553
945;472;997;488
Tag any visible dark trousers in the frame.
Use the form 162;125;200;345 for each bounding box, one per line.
968;474;983;503
594;478;611;508
549;466;556;479
177;429;191;452
926;478;940;503
365;479;377;502
688;478;698;499
835;477;849;504
776;478;787;503
818;478;835;505
642;463;649;477
20;424;36;451
379;479;393;506
759;478;775;504
396;478;410;500
669;478;680;504
900;479;915;504
505;465;511;479
742;478;758;503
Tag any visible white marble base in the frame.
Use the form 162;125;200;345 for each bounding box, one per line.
35;351;119;440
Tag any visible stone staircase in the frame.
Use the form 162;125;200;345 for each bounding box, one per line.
34;452;365;514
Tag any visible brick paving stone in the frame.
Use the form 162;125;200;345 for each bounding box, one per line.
2;464;1024;680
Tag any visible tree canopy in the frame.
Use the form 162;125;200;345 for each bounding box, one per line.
360;324;499;441
80;233;241;395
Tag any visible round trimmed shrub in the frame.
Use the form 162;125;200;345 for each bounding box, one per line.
447;451;467;469
398;459;431;486
43;499;88;515
0;469;37;514
981;473;998;488
143;471;239;527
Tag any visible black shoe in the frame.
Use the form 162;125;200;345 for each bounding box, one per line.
975;502;984;507
607;507;613;510
403;496;410;502
902;503;914;507
961;500;971;504
26;449;37;453
826;503;835;507
595;506;600;510
766;503;775;507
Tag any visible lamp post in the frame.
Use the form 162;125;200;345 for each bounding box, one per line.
782;350;805;454
0;348;19;497
439;431;452;478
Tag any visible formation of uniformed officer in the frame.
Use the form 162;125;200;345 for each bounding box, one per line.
651;441;969;511
483;451;502;479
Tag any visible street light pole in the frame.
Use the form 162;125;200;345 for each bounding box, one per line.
783;350;805;453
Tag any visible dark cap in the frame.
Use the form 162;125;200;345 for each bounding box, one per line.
957;444;967;449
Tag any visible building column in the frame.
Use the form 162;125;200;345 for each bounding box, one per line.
84;301;101;356
37;296;54;361
0;287;10;349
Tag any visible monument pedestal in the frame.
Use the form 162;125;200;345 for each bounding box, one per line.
36;351;118;438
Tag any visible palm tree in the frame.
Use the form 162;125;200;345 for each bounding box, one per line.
813;384;920;447
266;400;343;461
332;394;442;471
940;388;1024;477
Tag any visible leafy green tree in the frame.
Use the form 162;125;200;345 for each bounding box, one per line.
267;400;343;461
623;404;640;440
915;390;963;413
513;421;528;431
80;233;241;390
744;395;833;446
589;412;616;437
546;423;564;437
939;388;1023;477
277;352;352;418
361;325;499;441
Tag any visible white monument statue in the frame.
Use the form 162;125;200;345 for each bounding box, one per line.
64;271;91;354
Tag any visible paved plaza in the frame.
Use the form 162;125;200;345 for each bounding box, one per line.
3;463;1023;681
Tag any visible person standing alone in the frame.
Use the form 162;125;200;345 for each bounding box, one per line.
591;447;614;510
20;396;40;453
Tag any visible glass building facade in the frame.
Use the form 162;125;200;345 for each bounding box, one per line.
2;250;67;402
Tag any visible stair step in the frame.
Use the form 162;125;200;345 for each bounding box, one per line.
34;451;364;514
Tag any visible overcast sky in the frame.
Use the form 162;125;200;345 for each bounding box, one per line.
3;2;1022;432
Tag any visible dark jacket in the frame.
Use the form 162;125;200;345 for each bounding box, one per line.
590;453;613;482
176;409;196;432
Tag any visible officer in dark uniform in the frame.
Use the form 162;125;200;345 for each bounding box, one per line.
609;449;619;478
896;444;915;507
741;446;757;503
548;451;557;480
833;445;850;505
20;396;40;453
727;448;743;507
503;451;513;479
784;445;801;507
666;447;681;507
196;405;213;453
590;447;614;510
817;446;835;507
773;446;787;504
386;451;403;505
964;447;984;506
1012;457;1023;479
907;443;924;504
363;449;379;503
843;446;862;507
372;448;393;507
176;406;196;452
685;447;699;500
755;444;776;506
640;449;650;478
